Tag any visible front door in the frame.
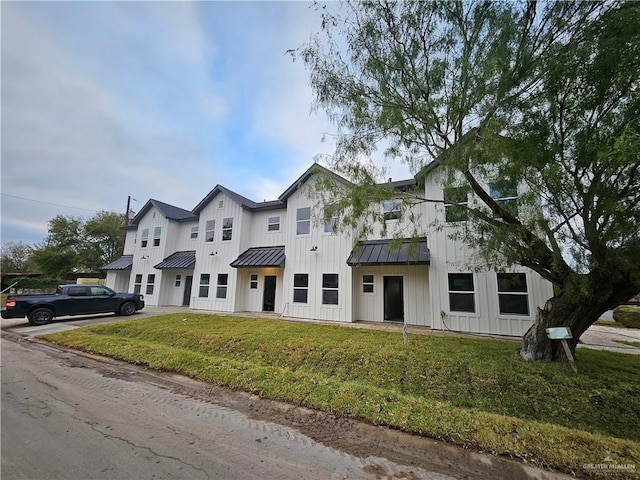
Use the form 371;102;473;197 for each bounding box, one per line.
263;276;276;312
182;276;193;306
384;276;404;322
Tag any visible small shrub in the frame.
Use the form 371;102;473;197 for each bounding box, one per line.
612;306;640;329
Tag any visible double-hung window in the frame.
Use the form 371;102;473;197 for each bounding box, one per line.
216;274;228;299
293;274;309;303
175;274;182;287
497;273;529;315
153;227;161;247
222;218;233;241
444;187;469;222
383;200;402;221
199;274;210;297
267;216;280;232
362;275;374;294
141;229;149;247
296;207;311;235
322;274;339;305
490;182;518;215
205;220;215;242
190;226;198;239
250;274;258;289
448;273;475;313
146;274;155;295
134;274;143;294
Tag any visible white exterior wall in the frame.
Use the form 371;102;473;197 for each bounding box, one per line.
423;172;554;337
106;271;131;293
282;183;354;322
352;266;430;326
246;209;287;248
128;207;171;306
191;192;244;312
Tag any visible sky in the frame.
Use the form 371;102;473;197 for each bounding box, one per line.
1;0;413;247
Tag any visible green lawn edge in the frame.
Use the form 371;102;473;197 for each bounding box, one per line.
39;314;640;479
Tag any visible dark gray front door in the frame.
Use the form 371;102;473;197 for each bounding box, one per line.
384;276;404;322
182;276;193;306
263;276;276;312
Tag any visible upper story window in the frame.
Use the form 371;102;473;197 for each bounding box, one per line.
296;207;311;235
190;226;198;239
490;182;518;215
222;218;233;241
205;220;215;242
444;187;469;222
383;200;402;221
153;227;161;247
267;216;280;232
497;273;529;315
141;228;149;247
218;200;224;209
448;273;475;313
324;209;339;233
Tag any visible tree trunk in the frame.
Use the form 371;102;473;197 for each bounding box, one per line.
520;280;637;362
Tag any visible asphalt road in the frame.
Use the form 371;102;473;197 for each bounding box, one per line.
1;333;458;480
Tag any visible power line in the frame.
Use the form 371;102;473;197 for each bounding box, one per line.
1;193;100;213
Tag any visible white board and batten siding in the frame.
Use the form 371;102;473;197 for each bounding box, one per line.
424;173;554;337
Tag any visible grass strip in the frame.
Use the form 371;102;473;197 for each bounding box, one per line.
41;314;640;478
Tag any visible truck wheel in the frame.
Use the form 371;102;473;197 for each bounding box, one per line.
119;302;136;316
28;308;54;326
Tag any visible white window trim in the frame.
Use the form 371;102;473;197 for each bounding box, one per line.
296;207;311;236
267;216;280;232
321;273;339;306
205;220;215;243
362;274;375;295
496;273;530;316
447;273;476;314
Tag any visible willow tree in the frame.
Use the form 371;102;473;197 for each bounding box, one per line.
294;1;640;361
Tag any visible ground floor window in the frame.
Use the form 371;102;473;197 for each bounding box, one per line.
497;273;529;315
216;274;228;299
362;274;374;294
448;273;475;313
175;274;182;287
322;274;339;305
293;274;309;303
134;274;142;294
250;274;258;289
146;274;155;295
199;274;210;297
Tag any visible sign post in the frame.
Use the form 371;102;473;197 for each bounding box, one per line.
546;327;577;373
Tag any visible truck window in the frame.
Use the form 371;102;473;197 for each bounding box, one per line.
68;287;88;297
90;287;111;296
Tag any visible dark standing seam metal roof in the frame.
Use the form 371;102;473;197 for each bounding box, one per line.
230;246;285;268
102;255;133;270
154;251;196;270
347;238;430;266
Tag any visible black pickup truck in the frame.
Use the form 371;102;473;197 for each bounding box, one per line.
1;284;145;326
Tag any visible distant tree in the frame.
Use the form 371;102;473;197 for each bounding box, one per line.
0;241;36;272
30;211;125;277
294;1;640;361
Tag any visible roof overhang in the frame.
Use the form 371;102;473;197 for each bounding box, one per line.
102;255;133;271
230;246;285;268
154;251;196;270
347;238;430;266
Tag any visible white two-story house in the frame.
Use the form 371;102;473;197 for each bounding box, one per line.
104;163;553;337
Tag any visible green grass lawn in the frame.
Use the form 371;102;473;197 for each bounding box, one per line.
41;314;640;477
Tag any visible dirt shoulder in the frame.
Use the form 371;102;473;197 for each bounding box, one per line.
4;330;573;480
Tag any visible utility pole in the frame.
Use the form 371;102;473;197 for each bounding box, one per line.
121;195;131;255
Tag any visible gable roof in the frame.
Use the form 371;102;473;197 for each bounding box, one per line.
192;185;285;215
278;163;351;201
130;199;197;226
